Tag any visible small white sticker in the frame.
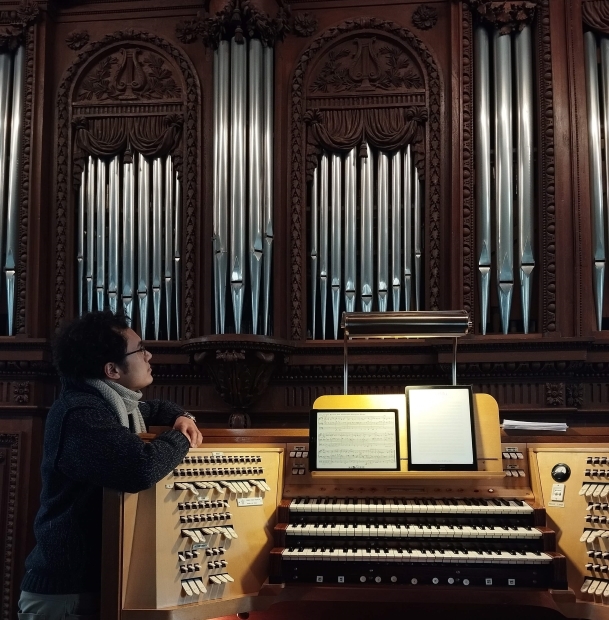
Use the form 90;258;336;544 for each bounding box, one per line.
485;578;493;586
338;576;345;583
316;576;323;583
551;483;565;502
508;579;516;586
237;497;264;507
212;451;224;456
548;501;565;508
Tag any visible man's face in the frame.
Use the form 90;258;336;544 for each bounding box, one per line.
114;328;154;391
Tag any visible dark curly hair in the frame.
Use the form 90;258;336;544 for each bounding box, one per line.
53;311;130;379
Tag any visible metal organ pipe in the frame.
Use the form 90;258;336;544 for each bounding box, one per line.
164;155;174;338
152;157;163;340
588;31;607;331
474;25;492;335
360;149;374;313
137;154;150;339
391;150;402;312
5;45;23;334
319;153;329;339
86;157;96;313
413;167;422;311
493;29;514;334
230;37;247;334
377;152;389;312
108;156;120;314
248;39;263;334
262;45;274;336
515;25;535;334
403;145;412;311
174;177;182;339
310;166;318;338
95;158;107;313
77;170;85;317
344;148;357;313
331;153;342;339
122;157;135;322
213;41;230;334
0;51;12;318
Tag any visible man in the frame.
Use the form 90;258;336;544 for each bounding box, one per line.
18;311;202;620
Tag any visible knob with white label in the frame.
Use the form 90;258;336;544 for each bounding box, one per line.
448;578;455;585
391;576;398;583
374;576;381;583
463;579;470;586
432;578;439;585
360;576;366;583
411;578;418;585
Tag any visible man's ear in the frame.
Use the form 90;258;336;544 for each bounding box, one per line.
103;361;121;381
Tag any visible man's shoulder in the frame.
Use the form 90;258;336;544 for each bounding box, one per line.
51;380;109;417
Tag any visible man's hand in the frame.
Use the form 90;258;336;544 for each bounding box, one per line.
173;416;203;448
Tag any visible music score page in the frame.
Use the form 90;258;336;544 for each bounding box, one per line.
315;410;399;470
408;388;474;466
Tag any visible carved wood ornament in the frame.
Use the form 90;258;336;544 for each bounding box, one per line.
54;31;201;337
465;0;540;34
290;18;443;339
176;0;290;48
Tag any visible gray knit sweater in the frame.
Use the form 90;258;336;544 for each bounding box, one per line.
21;378;190;594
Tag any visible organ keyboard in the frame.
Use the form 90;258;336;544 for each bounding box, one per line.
101;394;609;620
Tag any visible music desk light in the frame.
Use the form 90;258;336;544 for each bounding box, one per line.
341;311;472;394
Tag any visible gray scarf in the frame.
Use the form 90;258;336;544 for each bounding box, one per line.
86;379;147;434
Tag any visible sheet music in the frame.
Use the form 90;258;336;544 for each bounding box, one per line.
408;388;474;465
315;410;398;470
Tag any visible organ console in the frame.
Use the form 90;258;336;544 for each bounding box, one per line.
100;393;609;620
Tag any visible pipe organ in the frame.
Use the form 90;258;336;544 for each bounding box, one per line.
78;153;181;340
308;145;422;340
213;38;274;336
474;25;535;335
101;394;609;620
0;44;24;336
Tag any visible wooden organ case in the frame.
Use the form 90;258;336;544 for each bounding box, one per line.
102;393;609;620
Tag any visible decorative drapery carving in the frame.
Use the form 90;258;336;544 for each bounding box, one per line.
176;0;290;48
464;0;540;34
72;114;183;185
583;0;609;35
303;33;428;178
304;106;427;180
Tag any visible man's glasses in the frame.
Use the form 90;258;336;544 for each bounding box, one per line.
124;344;147;358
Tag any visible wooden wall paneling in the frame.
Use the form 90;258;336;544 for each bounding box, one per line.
565;0;597;337
547;0;577;338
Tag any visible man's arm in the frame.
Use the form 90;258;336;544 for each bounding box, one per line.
57;405;190;493
139;400;202;447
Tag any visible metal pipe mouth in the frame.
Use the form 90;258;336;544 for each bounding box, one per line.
341;310;471;339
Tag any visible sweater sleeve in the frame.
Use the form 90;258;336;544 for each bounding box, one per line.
139;399;184;427
57;405;190;493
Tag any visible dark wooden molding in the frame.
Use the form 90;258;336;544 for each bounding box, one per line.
65;29;89;50
462;6;475;328
538;0;557;334
0;432;19;620
292;11;318;37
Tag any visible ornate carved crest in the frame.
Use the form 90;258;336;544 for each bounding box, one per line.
76;47;181;102
0;0;39;52
412;5;438;31
176;0;290;48
546;382;565;407
66;30;89;51
293;12;318;38
464;0;540;34
12;381;29;404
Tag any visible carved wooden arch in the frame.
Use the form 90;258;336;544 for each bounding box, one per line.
290;17;443;340
54;30;201;338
